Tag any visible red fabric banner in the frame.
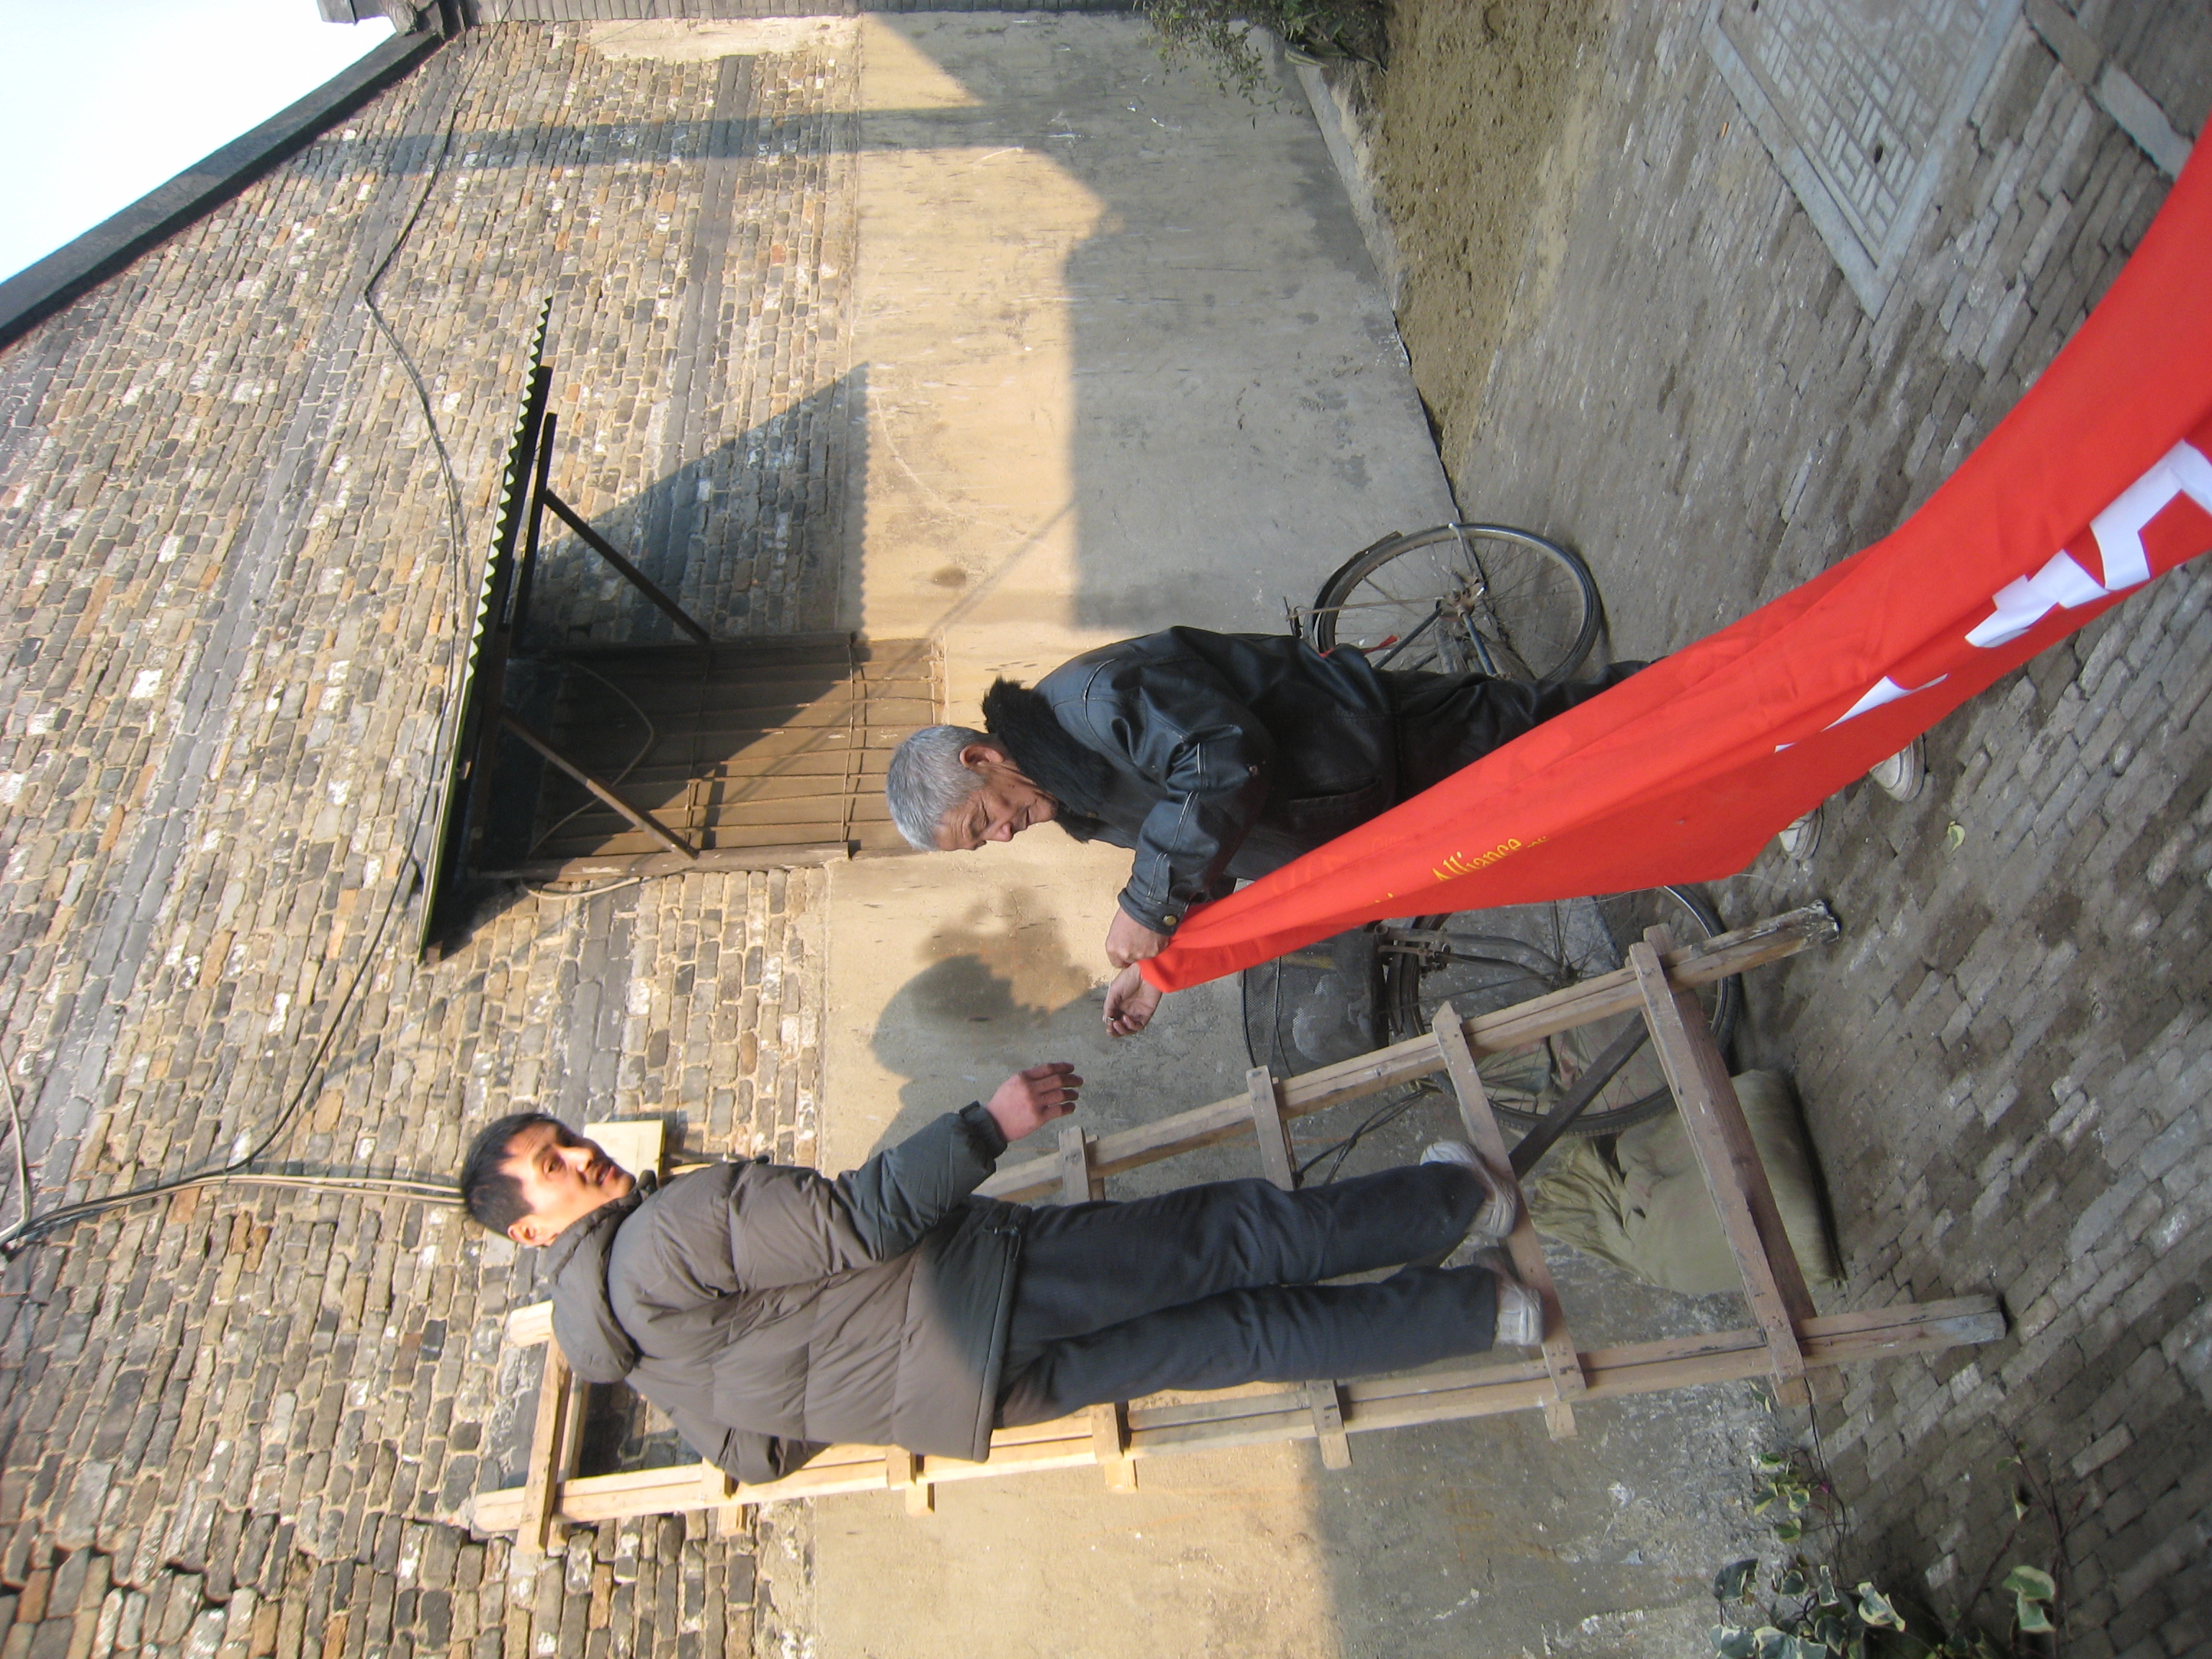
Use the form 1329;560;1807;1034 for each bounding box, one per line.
1145;145;2212;994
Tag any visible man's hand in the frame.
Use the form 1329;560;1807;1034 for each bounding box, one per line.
1105;909;1171;968
984;1062;1084;1142
1104;966;1164;1037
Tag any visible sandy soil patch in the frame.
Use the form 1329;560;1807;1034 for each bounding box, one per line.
1374;0;1611;467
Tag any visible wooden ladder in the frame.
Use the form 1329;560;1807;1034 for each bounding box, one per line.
473;904;1998;1534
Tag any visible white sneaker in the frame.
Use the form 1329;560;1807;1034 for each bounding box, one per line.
1421;1141;1518;1244
1868;737;1926;801
1776;805;1822;861
1473;1247;1544;1346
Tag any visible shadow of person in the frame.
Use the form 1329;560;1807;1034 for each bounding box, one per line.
861;891;1256;1177
864;896;1111;1157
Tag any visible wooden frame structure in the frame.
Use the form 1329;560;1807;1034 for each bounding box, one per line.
422;327;936;951
423;327;727;949
472;904;2005;1542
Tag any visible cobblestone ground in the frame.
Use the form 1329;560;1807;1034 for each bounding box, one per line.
1385;1;2209;1650
0;22;865;1659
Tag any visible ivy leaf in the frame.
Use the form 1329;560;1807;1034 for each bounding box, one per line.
1753;1452;1791;1473
1715;1558;1760;1603
1774;1519;1804;1542
2000;1564;2056;1601
1786;1484;1812;1514
2011;1488;2031;1521
1855;1584;1907;1631
1713;1628;1758;1659
1776;1566;1808;1599
2016;1597;2056;1635
1750;1627;1790;1659
1752;1485;1779;1515
1783;1637;1828;1659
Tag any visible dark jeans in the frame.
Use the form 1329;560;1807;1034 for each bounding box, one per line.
994;1164;1501;1426
1386;660;1650;799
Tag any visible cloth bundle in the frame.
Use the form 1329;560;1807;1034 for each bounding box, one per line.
1526;1069;1843;1295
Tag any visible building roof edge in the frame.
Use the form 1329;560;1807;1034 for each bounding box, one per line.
0;26;447;356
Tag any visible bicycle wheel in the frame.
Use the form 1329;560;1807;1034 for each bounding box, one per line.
1381;885;1742;1137
1309;523;1601;691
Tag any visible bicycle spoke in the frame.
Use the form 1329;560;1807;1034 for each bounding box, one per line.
1313;521;1597;690
1372;606;1444;668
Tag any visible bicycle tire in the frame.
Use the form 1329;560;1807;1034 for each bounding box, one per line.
1309;523;1601;691
1383;885;1743;1137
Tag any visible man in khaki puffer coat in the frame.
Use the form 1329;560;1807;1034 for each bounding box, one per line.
462;1062;1534;1483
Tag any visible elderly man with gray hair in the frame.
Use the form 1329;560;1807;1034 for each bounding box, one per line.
888;626;1639;1035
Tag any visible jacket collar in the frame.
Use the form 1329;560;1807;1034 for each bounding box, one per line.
981;679;1113;842
545;1170;656;1383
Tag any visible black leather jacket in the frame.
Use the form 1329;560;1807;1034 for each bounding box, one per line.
984;629;1397;933
982;629;1637;935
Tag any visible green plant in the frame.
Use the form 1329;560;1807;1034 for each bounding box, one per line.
1710;1449;2068;1658
1138;0;1387;99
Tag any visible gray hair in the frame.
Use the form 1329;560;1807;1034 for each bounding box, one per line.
886;725;994;850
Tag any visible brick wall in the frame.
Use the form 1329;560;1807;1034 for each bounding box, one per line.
1426;1;2208;1650
0;22;854;1658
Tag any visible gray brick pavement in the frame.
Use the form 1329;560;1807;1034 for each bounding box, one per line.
0;19;853;1658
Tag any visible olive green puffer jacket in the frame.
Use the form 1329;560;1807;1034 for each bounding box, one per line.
545;1105;1020;1482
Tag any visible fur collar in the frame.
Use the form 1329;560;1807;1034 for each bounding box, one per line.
981;679;1114;842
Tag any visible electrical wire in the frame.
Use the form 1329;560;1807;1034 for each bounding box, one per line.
0;42;489;1254
1294;1079;1441;1186
527;876;645;902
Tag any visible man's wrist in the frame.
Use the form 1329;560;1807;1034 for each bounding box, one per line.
1118;889;1183;934
958;1101;1009;1161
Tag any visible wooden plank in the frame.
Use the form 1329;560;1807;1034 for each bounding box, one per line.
977;907;1838;1202
476;843;852;881
530;757;895;794
698;1462;734;1509
1307;1382;1352;1471
886;1447;932;1516
553;1365;588;1496
1056;1123;1092;1207
1245;1067;1296;1191
1627;938;1815;1408
1431;1002;1585;1439
541;631;854;667
506;1300;554;1346
580;1119;665;1182
513;1340;574;1557
472;1296;2002;1529
1089;1403;1138;1493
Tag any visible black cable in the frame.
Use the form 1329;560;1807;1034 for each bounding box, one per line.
1294;1079;1442;1186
